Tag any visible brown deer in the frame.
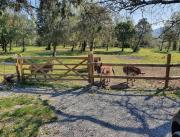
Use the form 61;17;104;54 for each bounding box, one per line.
172;110;180;137
94;59;115;87
123;65;145;85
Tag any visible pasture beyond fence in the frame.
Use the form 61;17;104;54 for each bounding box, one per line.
0;53;180;88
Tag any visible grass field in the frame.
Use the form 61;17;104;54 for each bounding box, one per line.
0;95;57;136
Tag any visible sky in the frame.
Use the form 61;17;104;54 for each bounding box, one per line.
29;0;180;29
129;4;180;29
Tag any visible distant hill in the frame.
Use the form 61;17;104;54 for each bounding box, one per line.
152;27;164;37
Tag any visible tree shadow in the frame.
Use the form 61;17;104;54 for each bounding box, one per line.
47;98;172;137
2;84;178;136
94;50;133;55
34;50;85;56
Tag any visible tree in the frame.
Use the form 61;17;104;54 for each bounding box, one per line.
160;12;180;52
133;18;152;52
115;21;135;52
76;4;112;52
36;0;76;56
0;12;17;53
97;0;180;12
96;0;180;37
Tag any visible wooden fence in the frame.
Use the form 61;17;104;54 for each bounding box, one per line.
89;53;180;88
1;53;179;88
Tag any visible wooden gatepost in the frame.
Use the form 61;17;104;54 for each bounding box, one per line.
16;54;23;82
164;54;171;89
88;52;94;85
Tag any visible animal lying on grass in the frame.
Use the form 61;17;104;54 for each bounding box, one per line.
3;74;16;85
172;110;180;137
123;65;145;86
94;58;115;87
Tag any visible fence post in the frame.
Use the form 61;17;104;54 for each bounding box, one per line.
88;52;94;85
16;57;20;82
164;54;171;88
16;54;23;82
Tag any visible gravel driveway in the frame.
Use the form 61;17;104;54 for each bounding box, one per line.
0;86;179;137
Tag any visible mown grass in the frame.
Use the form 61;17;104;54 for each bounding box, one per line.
0;95;57;137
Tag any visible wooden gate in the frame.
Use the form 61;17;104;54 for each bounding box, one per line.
16;53;99;83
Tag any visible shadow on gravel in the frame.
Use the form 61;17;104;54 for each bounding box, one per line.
4;85;179;137
48;102;171;137
43;88;178;137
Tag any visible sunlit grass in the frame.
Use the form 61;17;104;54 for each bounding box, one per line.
0;95;57;137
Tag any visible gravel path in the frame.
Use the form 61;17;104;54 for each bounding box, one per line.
0;86;179;137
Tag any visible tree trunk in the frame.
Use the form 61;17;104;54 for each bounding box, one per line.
81;41;87;53
166;40;171;52
172;40;177;51
52;42;57;56
121;41;124;52
71;44;75;52
22;38;25;52
9;40;12;52
106;44;109;51
90;40;94;51
159;41;164;51
16;40;18;47
46;42;51;50
63;43;66;48
178;41;180;52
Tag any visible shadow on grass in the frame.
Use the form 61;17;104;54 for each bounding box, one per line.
0;95;57;137
94;50;134;55
34;50;86;56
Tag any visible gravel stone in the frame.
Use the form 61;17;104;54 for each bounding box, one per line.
0;87;179;137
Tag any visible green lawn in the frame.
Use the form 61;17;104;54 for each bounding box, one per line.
0;95;57;137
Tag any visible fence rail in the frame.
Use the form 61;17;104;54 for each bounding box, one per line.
0;53;179;88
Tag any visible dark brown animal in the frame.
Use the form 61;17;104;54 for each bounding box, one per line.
94;60;115;87
29;64;53;74
172;110;180;137
29;64;53;81
3;74;16;84
123;65;145;85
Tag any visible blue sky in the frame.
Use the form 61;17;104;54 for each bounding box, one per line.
129;4;180;29
29;0;180;29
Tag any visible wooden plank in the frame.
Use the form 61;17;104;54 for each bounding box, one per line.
15;56;88;60
23;68;87;71
55;59;88;80
164;54;171;88
170;64;180;67
27;78;88;81
93;75;166;80
62;59;87;76
0;62;16;66
0;74;17;76
15;56;100;60
90;63;168;67
23;74;88;77
22;63;87;66
169;76;180;80
24;58;54;80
